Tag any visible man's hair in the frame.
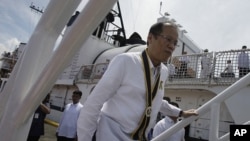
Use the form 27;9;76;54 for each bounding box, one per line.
163;96;171;103
149;21;178;38
170;102;179;108
147;21;178;45
43;93;50;103
242;45;247;49
73;90;82;97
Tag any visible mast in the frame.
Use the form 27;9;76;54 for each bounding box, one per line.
30;2;44;14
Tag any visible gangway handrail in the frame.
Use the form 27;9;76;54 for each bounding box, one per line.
152;73;250;141
218;120;250;141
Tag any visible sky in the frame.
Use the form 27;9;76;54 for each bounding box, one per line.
1;0;250;55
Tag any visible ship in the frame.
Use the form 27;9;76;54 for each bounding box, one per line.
0;0;250;141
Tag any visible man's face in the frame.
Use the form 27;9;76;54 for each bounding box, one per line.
72;93;81;104
148;25;178;63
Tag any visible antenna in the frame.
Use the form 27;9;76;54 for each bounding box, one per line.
159;2;170;17
159;2;164;17
30;2;44;14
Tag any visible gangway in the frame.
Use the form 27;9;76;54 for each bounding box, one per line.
152;73;250;141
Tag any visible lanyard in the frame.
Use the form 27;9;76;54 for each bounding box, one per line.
131;50;161;140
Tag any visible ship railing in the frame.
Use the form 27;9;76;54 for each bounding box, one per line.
75;62;109;83
0;52;18;77
166;49;250;86
153;73;250;141
74;49;250;86
0;64;12;71
0;52;18;61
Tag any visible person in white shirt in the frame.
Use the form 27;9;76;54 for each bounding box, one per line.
221;60;235;77
177;51;190;78
238;45;249;77
77;21;198;141
167;63;176;81
153;102;185;141
200;49;212;79
57;90;83;141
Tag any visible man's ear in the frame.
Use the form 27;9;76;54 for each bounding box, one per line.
147;33;154;45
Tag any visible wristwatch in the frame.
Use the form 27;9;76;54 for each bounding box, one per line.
179;110;183;117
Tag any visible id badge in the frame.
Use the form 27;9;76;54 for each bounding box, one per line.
34;113;39;119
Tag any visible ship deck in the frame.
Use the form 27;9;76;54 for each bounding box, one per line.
40;123;207;141
40;123;57;141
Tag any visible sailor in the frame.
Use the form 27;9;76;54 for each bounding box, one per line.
200;49;212;79
238;45;250;77
77;21;198;141
177;51;190;78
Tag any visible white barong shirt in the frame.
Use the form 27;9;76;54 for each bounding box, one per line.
77;51;181;141
153;116;185;141
57;102;83;138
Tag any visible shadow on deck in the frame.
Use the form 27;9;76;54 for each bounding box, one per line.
186;137;207;141
40;123;57;141
40;123;209;141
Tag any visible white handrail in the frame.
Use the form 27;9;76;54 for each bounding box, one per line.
152;73;250;141
0;0;117;140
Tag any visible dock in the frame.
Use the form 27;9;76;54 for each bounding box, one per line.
40;123;57;141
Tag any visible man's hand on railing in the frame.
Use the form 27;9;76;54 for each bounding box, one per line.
181;109;198;118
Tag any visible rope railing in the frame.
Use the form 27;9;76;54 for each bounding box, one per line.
76;49;250;86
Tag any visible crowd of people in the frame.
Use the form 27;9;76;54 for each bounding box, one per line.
169;45;249;80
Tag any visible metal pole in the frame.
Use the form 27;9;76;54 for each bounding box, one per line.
0;0;81;140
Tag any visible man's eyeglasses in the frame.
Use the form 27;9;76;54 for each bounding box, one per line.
157;34;178;47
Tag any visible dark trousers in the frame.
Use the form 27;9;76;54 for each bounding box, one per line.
57;136;75;141
239;67;249;77
27;136;40;141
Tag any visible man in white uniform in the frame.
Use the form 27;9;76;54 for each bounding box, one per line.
153;102;185;141
57;90;83;141
77;21;198;141
200;49;212;79
238;45;249;77
177;51;190;78
221;60;235;77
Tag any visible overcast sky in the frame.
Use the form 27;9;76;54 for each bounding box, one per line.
1;0;250;55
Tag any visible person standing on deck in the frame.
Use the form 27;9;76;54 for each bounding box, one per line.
153;102;185;141
56;90;83;141
200;49;212;79
238;45;249;77
177;51;190;78
77;21;198;141
27;94;51;141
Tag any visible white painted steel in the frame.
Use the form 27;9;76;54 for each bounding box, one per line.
0;0;117;140
0;0;82;140
209;103;220;141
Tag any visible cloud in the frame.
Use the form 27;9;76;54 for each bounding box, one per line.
0;38;20;55
0;44;8;55
0;0;48;55
1;0;250;53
